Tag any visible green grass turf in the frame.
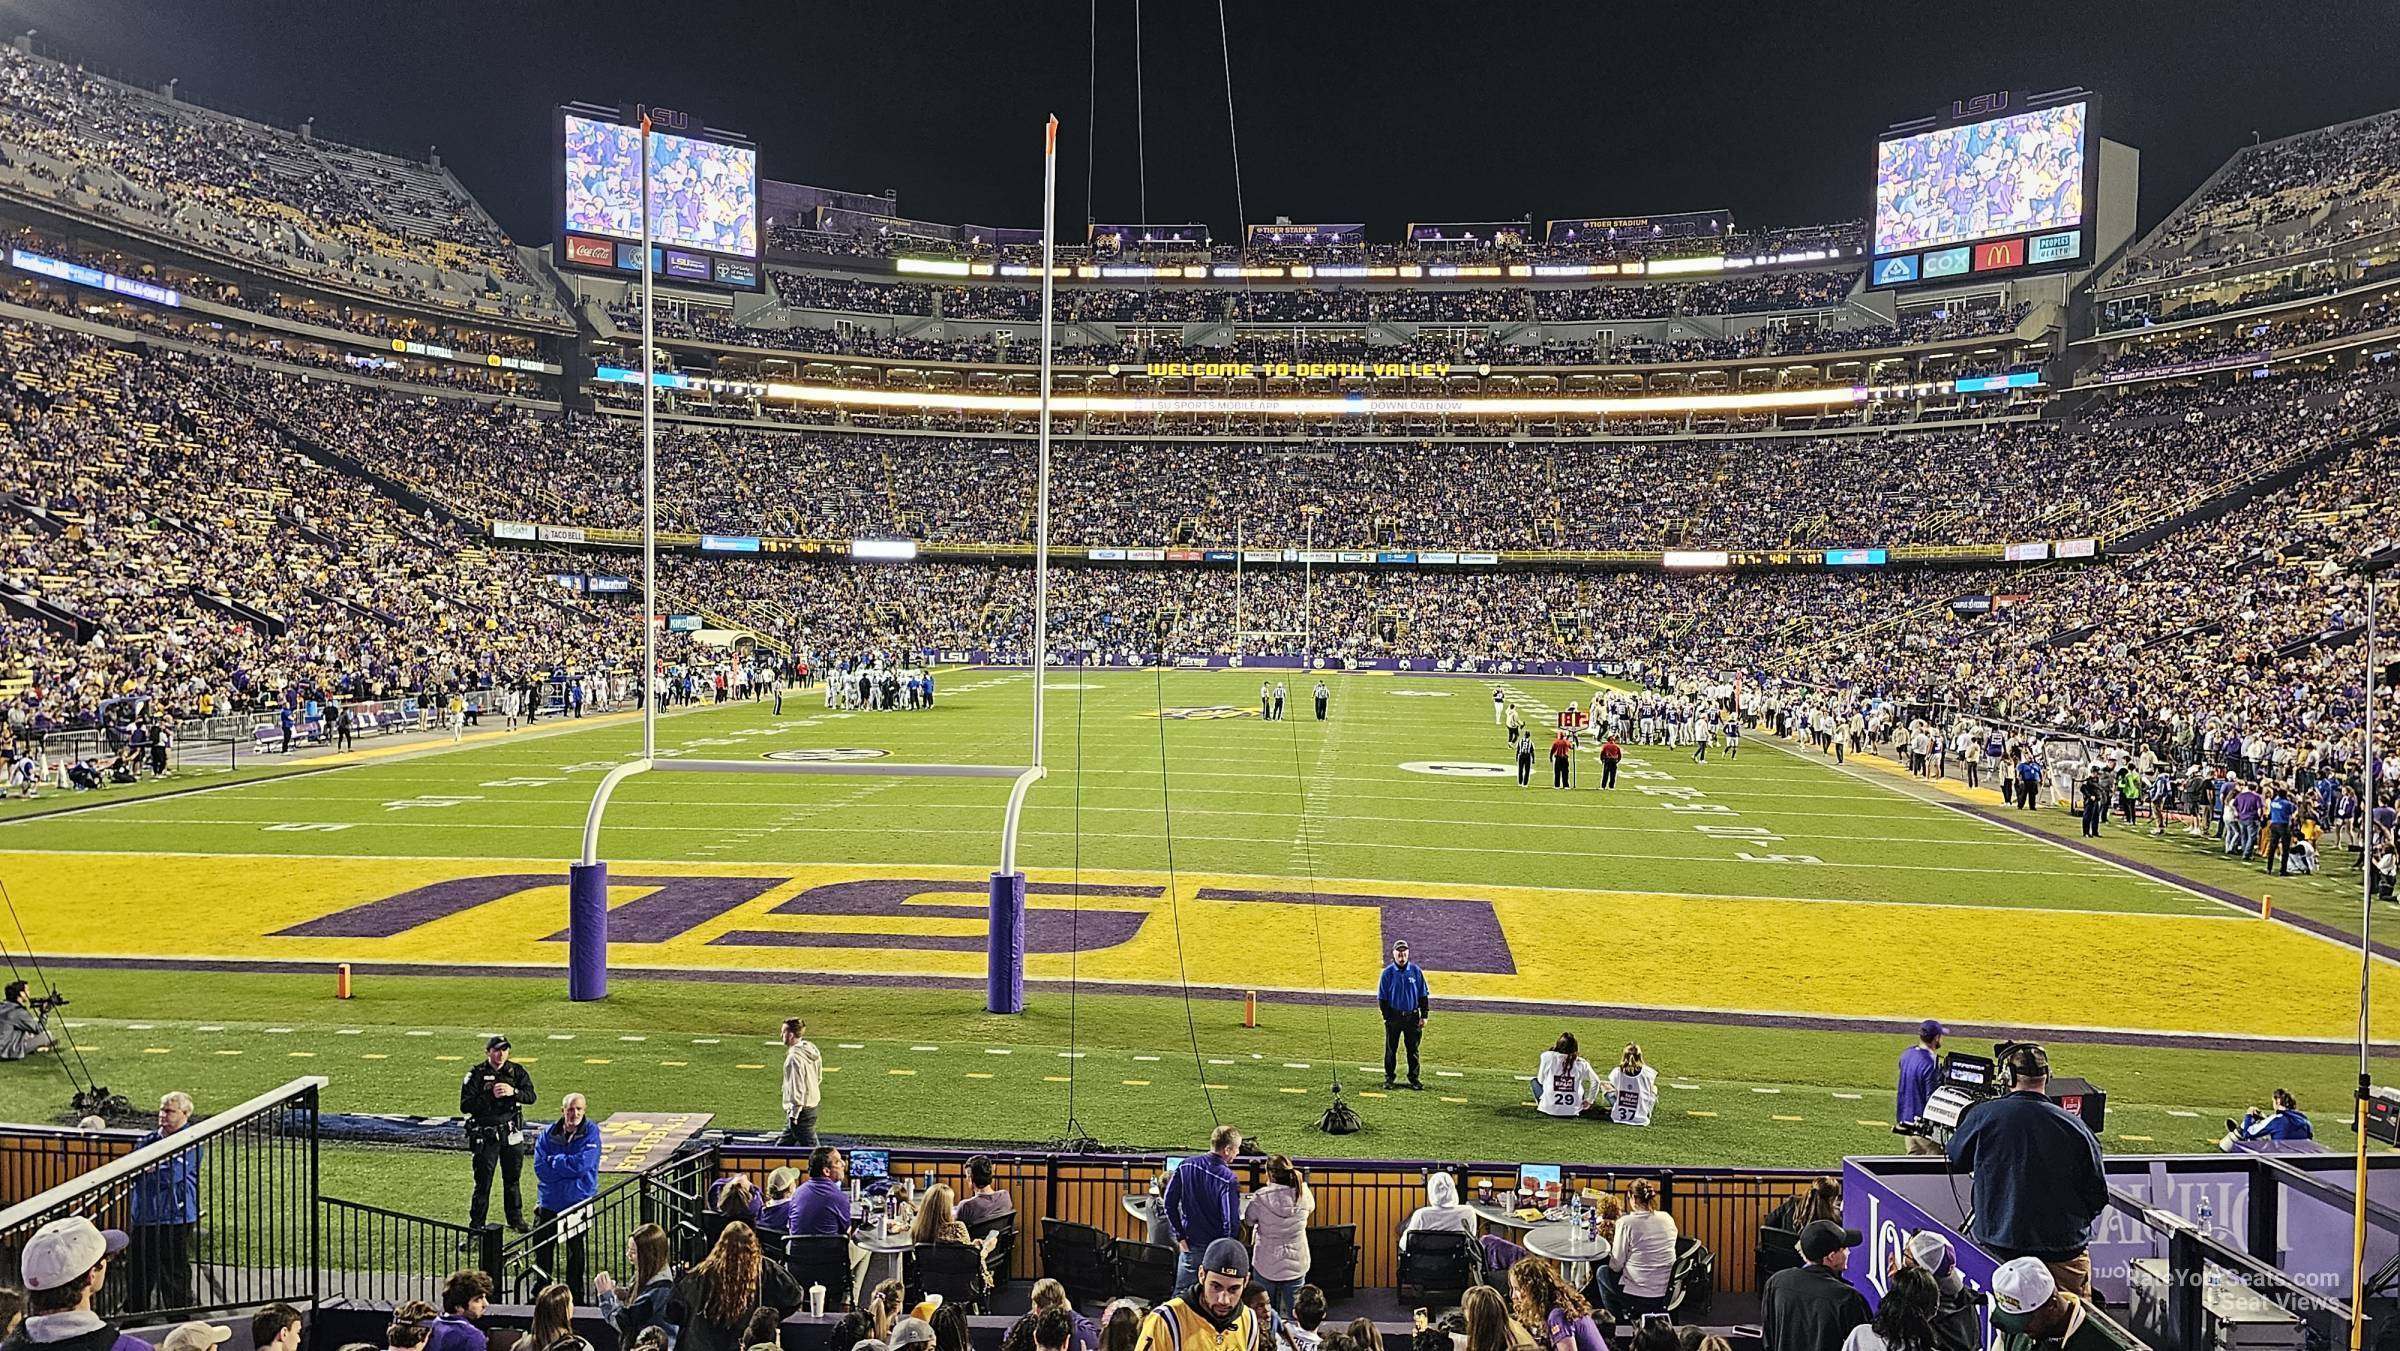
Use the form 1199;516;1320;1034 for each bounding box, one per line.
0;671;2224;913
10;967;2392;1220
3;669;2391;1188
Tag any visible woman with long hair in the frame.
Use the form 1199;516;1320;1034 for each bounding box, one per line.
1595;1179;1678;1319
1096;1301;1143;1351
1844;1266;1940;1351
911;1183;1000;1266
1607;1044;1659;1126
931;1304;974;1351
714;1176;763;1224
529;1284;587;1351
1462;1286;1535;1351
674;1221;803;1351
1534;1033;1603;1118
866;1280;907;1342
1245;1154;1316;1319
1510;1257;1607;1351
593;1223;678;1348
1789;1177;1842;1230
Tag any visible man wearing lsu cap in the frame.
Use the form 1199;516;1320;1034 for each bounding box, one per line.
1946;1043;2106;1298
1760;1220;1869;1351
1377;940;1430;1092
1135;1237;1257;1351
1895;1020;1946;1155
1989;1256;2136;1351
6;1216;147;1351
460;1034;538;1234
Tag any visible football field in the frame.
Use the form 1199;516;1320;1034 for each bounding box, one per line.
0;668;2391;1203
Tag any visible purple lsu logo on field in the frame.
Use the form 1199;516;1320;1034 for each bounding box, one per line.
275;876;1517;972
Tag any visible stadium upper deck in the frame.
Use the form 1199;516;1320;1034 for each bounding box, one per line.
0;40;570;333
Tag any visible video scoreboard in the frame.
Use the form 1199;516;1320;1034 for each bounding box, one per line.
555;103;760;290
1869;91;2098;289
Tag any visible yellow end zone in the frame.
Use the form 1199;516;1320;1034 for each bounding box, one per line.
16;851;2389;1041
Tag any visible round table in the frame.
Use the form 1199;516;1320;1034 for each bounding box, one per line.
1522;1222;1611;1290
1123;1193;1171;1246
858;1223;915;1295
1467;1200;1542;1232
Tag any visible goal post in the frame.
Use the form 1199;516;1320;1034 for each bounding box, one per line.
567;114;1059;1012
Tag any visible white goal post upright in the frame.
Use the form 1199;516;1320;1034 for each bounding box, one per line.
565;116;1057;1008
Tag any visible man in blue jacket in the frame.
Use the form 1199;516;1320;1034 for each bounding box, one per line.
1946;1044;2106;1297
531;1092;602;1298
1378;940;1430;1091
1162;1125;1244;1294
128;1091;200;1314
2226;1089;2313;1146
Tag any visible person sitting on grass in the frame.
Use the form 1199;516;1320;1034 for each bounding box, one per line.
2222;1089;2313;1148
1534;1033;1604;1119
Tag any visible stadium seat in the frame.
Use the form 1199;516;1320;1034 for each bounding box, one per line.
1112;1239;1180;1306
966;1214;1017;1292
783;1235;856;1312
1305;1225;1360;1301
1664;1237;1716;1320
1397;1229;1478;1306
1038;1219;1116;1307
1755;1224;1801;1286
909;1240;991;1313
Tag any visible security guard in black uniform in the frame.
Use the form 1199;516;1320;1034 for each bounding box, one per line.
461;1034;537;1233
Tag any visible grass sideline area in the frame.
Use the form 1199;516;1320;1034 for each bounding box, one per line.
2;668;2393;1189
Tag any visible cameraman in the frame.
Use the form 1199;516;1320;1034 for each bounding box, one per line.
0;981;56;1061
1946;1044;2106;1298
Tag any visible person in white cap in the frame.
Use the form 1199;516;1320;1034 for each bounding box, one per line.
1989;1255;2130;1351
9;1215;146;1351
157;1323;231;1351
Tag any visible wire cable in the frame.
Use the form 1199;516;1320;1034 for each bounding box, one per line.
1151;644;1219;1125
1060;670;1094;1148
1214;0;1246;230
1283;672;1342;1092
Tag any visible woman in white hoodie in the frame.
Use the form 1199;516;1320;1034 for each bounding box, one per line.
1403;1171;1481;1235
1532;1033;1603;1118
1243;1154;1315;1319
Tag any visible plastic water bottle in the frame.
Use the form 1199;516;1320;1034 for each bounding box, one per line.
2194;1191;2214;1238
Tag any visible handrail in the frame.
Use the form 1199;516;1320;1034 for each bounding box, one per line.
0;1076;327;1227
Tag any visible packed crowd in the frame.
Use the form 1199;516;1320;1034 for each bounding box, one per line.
0;45;562;325
0;319;635;733
2114;107;2400;286
2087;297;2399;377
256;360;2394;557
763;269;1864;327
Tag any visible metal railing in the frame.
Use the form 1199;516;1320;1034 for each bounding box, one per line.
494;1148;716;1302
0;1077;322;1321
319;1195;489;1306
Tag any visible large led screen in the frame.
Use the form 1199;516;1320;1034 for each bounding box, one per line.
1873;101;2087;256
562;112;758;257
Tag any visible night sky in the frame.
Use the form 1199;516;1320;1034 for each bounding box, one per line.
5;0;2396;248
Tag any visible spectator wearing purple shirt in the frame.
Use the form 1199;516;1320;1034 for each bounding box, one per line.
1162;1125;1244;1293
1895;1021;1945;1155
782;1147;868;1303
2228;785;2265;859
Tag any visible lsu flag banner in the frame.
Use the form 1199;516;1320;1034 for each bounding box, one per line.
597;1111;714;1172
